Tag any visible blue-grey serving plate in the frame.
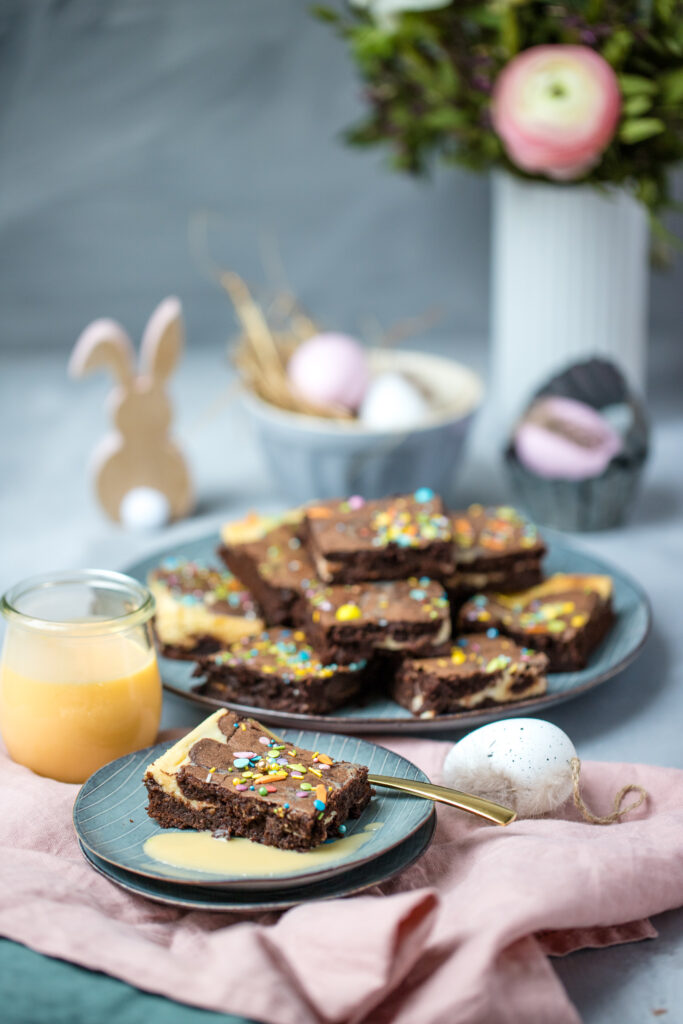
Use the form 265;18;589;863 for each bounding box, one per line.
77;815;435;913
73;729;434;891
124;528;651;733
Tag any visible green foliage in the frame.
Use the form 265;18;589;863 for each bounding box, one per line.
314;0;683;216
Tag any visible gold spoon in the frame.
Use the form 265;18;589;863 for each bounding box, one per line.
366;774;516;826
256;722;515;827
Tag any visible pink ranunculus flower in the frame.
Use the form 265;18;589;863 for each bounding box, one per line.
492;45;621;181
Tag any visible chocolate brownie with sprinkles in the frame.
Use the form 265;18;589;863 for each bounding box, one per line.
148;558;263;658
193;627;371;715
301;489;454;585
300;577;451;665
392;633;548;718
445;504;546;607
218;511;315;626
458;573;614;671
144;709;372;850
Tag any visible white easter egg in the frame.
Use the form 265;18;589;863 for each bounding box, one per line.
359;371;430;430
119;487;171;531
443;718;577;818
287;333;369;411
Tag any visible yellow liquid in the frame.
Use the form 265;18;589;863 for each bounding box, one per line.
144;822;383;878
0;633;162;783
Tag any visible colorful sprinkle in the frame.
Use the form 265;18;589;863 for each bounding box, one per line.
414;487;434;503
151;558;259;618
335;603;362;621
213;627;366;681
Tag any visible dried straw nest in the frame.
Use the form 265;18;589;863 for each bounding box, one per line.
223;272;353;420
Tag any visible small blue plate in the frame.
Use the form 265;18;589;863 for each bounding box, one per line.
74;728;434;891
78;815;436;913
124;528;651;733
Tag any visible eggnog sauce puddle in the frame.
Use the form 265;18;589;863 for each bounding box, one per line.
143;822;385;877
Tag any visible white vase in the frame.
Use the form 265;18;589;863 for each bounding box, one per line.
490;173;649;430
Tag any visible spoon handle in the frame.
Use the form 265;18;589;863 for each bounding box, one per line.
255;723;515;826
368;774;516;826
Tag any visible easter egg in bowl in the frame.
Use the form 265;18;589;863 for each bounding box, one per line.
241;347;484;505
287;332;370;413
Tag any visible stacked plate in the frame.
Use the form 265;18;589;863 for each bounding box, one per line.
73;729;436;912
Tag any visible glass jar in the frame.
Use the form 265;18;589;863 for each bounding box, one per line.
0;569;162;783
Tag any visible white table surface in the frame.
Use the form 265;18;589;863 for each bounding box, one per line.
1;340;682;1022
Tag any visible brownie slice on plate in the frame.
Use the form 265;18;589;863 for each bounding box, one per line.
300;577;451;665
218;511;315;626
301;491;454;585
192;627;371;715
144;709;371;851
148;558;263;659
445;504;546;607
457;573;614;671
392;633;548;719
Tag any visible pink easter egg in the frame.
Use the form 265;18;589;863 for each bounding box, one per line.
287;333;369;412
514;395;623;480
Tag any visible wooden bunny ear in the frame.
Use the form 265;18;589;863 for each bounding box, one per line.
139;296;184;381
69;319;135;385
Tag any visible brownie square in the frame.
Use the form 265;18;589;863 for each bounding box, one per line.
302;491;454;585
148;557;263;658
457;573;614;671
192;627;370;715
218;512;315;626
445;504;546;607
300;577;451;665
392;633;548;718
144;709;372;851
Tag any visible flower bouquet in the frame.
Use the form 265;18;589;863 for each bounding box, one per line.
316;0;683;419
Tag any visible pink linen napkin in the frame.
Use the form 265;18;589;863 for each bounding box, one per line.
1;733;682;1024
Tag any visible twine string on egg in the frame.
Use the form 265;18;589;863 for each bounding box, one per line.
570;757;648;825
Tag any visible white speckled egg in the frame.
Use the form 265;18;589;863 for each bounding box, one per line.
359;371;430;430
442;718;577;818
287;333;369;412
119;487;171;531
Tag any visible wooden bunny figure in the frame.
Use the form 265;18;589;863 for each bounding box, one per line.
69;297;193;524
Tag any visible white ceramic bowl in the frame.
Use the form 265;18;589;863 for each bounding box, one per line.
242;348;483;504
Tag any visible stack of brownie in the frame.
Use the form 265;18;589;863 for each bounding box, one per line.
151;490;614;720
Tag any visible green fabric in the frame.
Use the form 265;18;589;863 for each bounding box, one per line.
0;940;255;1024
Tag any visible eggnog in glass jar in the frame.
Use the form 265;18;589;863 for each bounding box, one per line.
0;570;161;783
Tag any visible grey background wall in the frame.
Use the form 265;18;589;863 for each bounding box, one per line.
0;0;680;357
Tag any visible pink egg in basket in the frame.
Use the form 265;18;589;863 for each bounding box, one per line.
287;332;370;412
514;395;623;480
